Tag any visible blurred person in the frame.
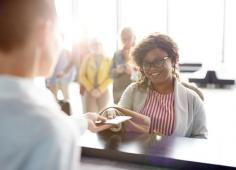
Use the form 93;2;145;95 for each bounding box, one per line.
79;39;112;113
72;40;91;112
0;0;109;170
46;46;76;101
110;27;137;104
103;33;207;138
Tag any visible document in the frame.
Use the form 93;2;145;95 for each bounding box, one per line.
96;116;132;125
105;116;132;124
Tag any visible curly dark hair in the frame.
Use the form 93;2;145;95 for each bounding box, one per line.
132;32;179;89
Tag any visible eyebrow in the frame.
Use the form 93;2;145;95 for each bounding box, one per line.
143;57;167;63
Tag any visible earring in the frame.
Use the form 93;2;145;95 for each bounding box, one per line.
171;66;175;73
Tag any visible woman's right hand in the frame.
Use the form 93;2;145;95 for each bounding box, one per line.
101;108;118;119
101;108;123;132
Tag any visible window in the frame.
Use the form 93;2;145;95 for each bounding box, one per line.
73;0;117;56
224;0;236;66
56;0;235;71
56;0;73;50
119;0;167;42
168;0;224;66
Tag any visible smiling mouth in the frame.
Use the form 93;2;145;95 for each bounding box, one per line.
151;72;160;76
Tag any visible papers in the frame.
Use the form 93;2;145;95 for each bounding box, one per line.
105;116;132;125
96;116;132;125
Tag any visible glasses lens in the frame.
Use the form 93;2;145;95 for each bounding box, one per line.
143;57;168;69
142;62;149;69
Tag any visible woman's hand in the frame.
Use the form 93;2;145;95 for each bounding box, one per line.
101;108;118;119
56;71;64;78
85;112;106;122
101;108;123;132
85;112;113;133
91;88;101;98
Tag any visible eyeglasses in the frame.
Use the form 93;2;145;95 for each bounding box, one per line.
142;57;168;70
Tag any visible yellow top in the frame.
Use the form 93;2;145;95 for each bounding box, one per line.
79;55;112;93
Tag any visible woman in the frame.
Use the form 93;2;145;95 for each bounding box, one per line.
79;39;112;113
104;33;207;138
46;48;76;101
110;27;137;104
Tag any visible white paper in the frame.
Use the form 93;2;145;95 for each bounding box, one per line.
104;116;132;125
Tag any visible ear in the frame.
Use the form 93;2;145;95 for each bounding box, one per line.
170;58;176;66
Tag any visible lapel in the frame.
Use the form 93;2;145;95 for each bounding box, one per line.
89;56;103;78
172;81;189;136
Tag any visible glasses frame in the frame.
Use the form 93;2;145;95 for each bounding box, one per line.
142;56;169;70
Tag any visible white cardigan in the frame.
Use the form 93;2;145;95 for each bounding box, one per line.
118;80;208;138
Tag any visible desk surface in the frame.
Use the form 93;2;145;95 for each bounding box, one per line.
81;130;236;170
81;156;169;170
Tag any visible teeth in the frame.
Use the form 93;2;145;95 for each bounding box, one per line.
152;72;160;76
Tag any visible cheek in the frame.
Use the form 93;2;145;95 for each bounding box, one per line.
162;64;172;77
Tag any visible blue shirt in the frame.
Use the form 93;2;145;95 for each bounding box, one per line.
0;76;86;170
46;50;76;86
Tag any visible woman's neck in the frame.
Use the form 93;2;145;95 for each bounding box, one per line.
151;77;174;94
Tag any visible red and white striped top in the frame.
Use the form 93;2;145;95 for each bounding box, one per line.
139;90;175;135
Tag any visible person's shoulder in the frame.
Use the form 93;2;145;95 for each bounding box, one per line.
179;81;204;101
126;82;138;89
113;50;123;58
125;82;147;93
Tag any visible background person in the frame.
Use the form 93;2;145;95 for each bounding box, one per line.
72;40;91;113
110;27;137;104
46;47;76;101
79;39;112;113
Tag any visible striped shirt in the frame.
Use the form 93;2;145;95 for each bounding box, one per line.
139;90;175;135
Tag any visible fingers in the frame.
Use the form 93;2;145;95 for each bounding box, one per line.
101;109;117;119
97;115;107;122
86;112;109;123
88;120;113;133
107;112;116;119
